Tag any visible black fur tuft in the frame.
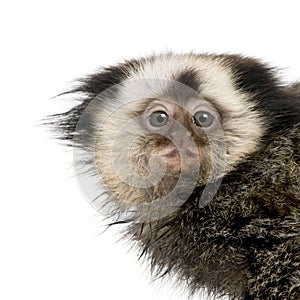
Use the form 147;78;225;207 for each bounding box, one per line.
224;55;300;133
46;58;144;143
175;68;200;92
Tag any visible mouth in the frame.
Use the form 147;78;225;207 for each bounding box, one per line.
158;144;198;157
157;145;199;172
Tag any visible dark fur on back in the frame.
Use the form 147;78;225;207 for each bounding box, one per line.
129;124;300;299
49;53;300;299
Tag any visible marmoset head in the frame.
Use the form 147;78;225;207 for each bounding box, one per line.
55;53;286;221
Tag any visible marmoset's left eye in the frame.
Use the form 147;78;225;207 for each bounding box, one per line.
193;111;214;128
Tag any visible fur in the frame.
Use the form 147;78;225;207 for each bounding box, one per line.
49;53;300;299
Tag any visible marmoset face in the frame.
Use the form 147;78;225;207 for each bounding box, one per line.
93;78;228;208
139;97;220;174
69;55;266;216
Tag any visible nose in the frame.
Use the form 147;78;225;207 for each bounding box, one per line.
168;130;199;156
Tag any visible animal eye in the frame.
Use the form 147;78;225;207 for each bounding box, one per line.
193;111;214;128
149;111;169;127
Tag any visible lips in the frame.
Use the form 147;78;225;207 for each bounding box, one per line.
157;145;199;172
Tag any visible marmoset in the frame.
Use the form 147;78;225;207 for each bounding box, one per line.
51;53;300;299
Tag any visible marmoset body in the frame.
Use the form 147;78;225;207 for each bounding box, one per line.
52;53;300;299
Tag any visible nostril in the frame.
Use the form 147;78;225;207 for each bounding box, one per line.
170;131;178;137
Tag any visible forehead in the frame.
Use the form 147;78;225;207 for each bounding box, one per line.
145;97;217;114
118;54;244;111
116;54;260;123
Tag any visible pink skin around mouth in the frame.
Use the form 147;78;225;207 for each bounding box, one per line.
157;144;198;156
156;145;199;168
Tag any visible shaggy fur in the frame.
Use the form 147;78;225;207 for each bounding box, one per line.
49;53;300;299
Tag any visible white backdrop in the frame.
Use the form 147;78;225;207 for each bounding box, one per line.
1;1;299;299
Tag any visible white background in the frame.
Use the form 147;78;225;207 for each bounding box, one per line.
1;1;299;299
